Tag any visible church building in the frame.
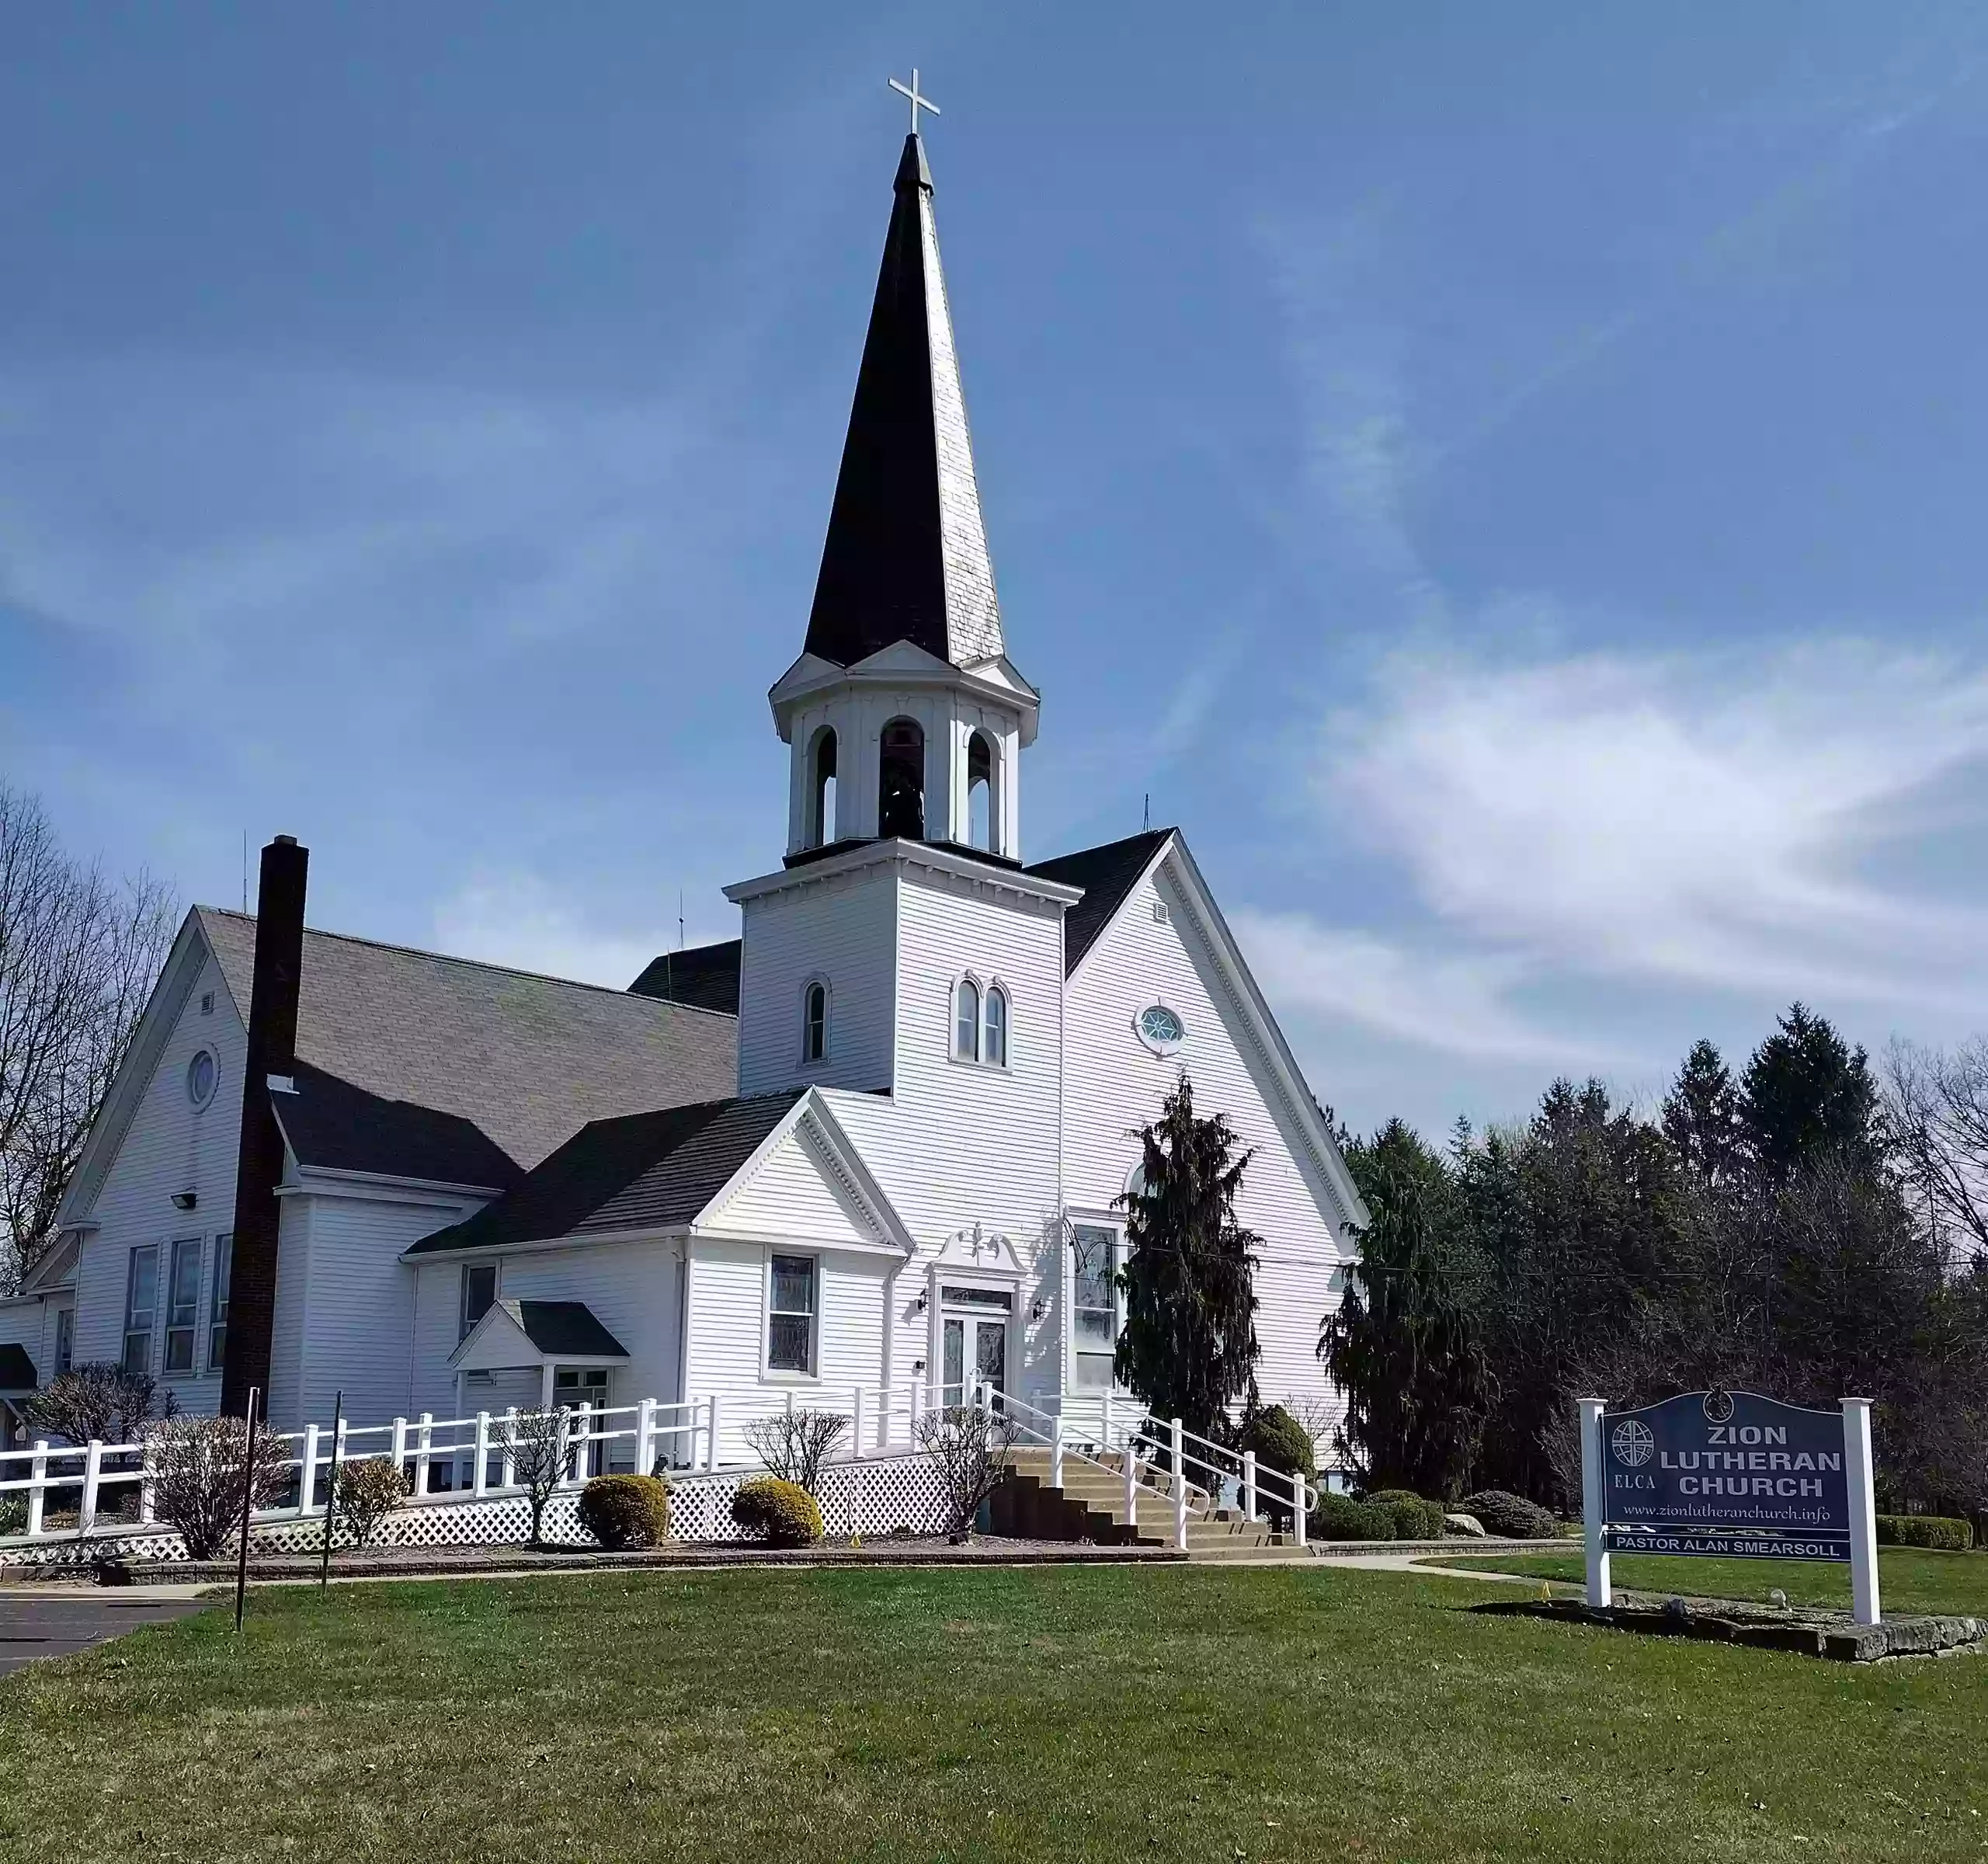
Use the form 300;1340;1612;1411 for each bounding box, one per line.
0;121;1365;1470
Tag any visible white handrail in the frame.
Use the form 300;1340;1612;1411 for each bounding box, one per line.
989;1387;1187;1550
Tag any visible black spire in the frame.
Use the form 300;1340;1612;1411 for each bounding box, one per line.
805;134;1003;669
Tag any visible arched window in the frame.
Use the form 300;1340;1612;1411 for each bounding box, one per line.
879;718;926;840
967;730;993;850
954;978;980;1062
984;984;1007;1067
808;728;837;848
802;981;828;1063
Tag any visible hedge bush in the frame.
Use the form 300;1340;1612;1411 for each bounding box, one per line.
1364;1489;1446;1539
1241;1405;1317;1526
731;1475;823;1547
1311;1492;1396;1542
1458;1490;1559;1539
1876;1513;1973;1552
577;1473;672;1550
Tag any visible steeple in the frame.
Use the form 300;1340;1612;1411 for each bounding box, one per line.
805;130;1003;669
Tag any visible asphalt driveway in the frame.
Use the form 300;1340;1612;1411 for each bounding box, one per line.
0;1589;210;1676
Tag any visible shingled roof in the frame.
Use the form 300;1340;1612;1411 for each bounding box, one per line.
199;910;739;1171
271;1060;525;1191
1026;828;1173;975
805;133;1003;671
627;938;742;1015
405;1090;805;1256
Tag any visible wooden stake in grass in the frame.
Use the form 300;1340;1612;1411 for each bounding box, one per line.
234;1386;259;1635
318;1389;342;1590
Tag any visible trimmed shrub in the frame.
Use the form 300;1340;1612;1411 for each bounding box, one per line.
1311;1492;1395;1542
578;1473;673;1550
1364;1489;1446;1539
731;1476;823;1548
1876;1513;1973;1552
1458;1490;1559;1540
1241;1405;1317;1527
0;1495;26;1537
335;1455;409;1549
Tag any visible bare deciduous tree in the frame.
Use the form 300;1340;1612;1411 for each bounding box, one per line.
144;1412;287;1560
741;1408;849;1496
1884;1038;1988;1261
0;784;178;1291
497;1406;571;1546
912;1403;1016;1539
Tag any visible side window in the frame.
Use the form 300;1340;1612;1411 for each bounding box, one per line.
767;1254;816;1373
460;1263;497;1343
954;979;980;1062
984;986;1008;1067
123;1245;158;1376
54;1305;75;1378
208;1233;232;1372
1070;1225;1120;1389
163;1238;202;1374
802;981;828;1063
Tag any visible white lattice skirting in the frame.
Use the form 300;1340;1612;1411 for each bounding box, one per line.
0;1454;951;1567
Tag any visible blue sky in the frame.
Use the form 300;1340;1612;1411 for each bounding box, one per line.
5;4;1988;1141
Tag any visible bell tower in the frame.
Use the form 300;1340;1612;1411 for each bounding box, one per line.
768;110;1038;867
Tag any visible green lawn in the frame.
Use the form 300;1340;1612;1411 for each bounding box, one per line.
2;1564;1983;1863
1437;1546;1988;1616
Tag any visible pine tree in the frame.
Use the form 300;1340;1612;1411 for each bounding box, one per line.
1662;1038;1742;1186
1319;1119;1488;1499
1114;1073;1262;1442
1740;1003;1882;1181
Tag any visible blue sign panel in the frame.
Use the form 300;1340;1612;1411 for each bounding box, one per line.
1601;1390;1849;1542
1605;1528;1849;1562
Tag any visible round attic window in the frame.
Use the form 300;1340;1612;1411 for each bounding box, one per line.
1135;1003;1185;1056
186;1048;219;1111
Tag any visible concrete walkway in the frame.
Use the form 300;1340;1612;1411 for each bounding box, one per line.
0;1588;211;1677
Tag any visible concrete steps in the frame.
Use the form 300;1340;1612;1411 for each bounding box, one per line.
996;1445;1312;1562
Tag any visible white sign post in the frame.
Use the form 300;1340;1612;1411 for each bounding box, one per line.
1578;1396;1611;1608
1841;1397;1882;1627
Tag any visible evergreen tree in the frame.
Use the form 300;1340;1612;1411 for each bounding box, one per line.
1739;1003;1882;1181
1663;1038;1742;1186
1114;1073;1262;1441
1319;1119;1488;1499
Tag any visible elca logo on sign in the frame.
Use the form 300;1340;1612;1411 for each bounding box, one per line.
1603;1389;1849;1539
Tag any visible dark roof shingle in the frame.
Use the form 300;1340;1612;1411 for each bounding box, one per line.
0;1343;35;1391
272;1062;523;1191
627;939;742;1015
509;1300;628;1359
405;1090;804;1256
1026;829;1173;975
199;910;738;1170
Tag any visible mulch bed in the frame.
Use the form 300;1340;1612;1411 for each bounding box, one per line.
67;1535;1187;1588
1474;1588;1986;1663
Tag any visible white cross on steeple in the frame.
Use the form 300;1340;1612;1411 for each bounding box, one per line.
888;69;940;137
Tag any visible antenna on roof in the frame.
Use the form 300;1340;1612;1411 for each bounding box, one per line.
1143;793;1149;833
679;889;686;951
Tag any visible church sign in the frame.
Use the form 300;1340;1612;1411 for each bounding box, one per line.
1576;1389;1883;1625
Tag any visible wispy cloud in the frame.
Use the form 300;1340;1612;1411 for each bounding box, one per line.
433;871;673;990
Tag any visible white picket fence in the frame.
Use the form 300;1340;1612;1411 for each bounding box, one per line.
0;1379;1312;1564
0;1381;964;1565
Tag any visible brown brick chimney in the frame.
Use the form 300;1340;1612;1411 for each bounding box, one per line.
220;835;308;1419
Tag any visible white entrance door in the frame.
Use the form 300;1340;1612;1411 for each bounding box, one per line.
940;1313;1007;1408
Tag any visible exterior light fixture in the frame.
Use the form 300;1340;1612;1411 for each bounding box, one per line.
172;1190;197;1212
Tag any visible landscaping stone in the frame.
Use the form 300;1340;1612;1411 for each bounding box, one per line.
1473;1590;1985;1663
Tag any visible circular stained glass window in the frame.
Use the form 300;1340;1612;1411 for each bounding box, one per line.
186;1048;218;1111
1136;1003;1185;1055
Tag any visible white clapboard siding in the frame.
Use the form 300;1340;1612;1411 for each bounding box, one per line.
820;861;1068;1408
69;941;247;1418
288;1190;476;1431
736;863;898;1096
1061;850;1354;1448
704;1118;885;1246
483;1238;683;1416
266;1202;311;1428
